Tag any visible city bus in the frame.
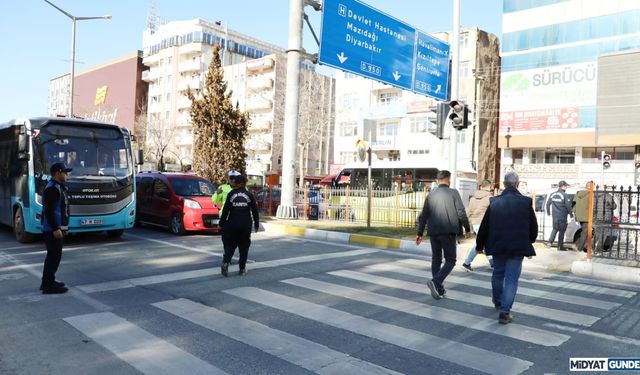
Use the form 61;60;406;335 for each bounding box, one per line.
0;117;138;242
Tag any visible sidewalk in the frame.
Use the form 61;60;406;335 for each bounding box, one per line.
261;219;640;284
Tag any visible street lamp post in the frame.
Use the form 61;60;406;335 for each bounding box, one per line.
44;0;111;117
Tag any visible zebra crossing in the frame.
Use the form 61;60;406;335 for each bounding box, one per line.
62;257;637;375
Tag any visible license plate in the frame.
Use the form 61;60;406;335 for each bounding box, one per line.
205;219;219;226
80;219;103;225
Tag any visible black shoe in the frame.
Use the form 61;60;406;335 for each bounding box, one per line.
498;312;513;324
492;298;501;310
221;262;229;277
437;287;446;297
41;284;68;294
462;263;472;272
426;280;442;300
40;281;65;291
558;247;567;251
238;268;247;276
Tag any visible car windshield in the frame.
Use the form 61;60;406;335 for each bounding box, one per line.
170;178;215;197
33;123;132;180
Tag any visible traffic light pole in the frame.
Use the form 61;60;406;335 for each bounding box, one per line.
449;0;460;187
277;0;304;219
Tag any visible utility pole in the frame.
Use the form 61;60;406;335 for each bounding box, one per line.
449;0;460;187
277;0;305;219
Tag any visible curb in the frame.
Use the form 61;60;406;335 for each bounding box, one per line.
572;260;640;284
262;222;431;255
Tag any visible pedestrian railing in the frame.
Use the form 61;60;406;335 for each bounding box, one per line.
590;185;640;261
252;186;428;228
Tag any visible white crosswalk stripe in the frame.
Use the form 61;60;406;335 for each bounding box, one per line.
59;253;639;375
380;260;623;310
281;277;570;346
64;312;228;375
329;269;600;327
153;298;402;375
224;286;534;375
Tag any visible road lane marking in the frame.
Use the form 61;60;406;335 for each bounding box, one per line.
154;298;402;375
380;260;622;310
0;251;111;312
329;269;600;327
224;287;533;375
64;312;228;375
543;323;640;347
283;277;570;346
125;233;224;256
77;249;377;293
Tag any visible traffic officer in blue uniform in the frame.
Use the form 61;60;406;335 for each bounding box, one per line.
219;175;259;276
546;180;573;251
40;162;71;294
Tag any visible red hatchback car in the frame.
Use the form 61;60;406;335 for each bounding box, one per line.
135;172;220;234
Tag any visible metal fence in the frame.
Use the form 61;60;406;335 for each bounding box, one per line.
252;186;428;228
591;185;640;261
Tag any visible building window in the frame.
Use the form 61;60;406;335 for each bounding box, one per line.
340;152;357;164
530;148;575;164
378;91;400;106
460;32;469;50
512;149;523;164
378;121;399;137
408;149;430;155
583;147;634;162
459;61;470;78
338;121;358;137
410;116;429;133
340;93;358;108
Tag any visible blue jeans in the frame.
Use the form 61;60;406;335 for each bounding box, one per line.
464;224;493;266
491;255;524;314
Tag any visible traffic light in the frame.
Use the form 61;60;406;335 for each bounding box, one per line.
427;102;449;139
602;152;612;169
448;100;469;130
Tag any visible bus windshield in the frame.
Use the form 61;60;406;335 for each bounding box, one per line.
33;123;132;180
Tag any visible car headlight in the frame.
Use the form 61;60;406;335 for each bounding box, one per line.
184;199;201;209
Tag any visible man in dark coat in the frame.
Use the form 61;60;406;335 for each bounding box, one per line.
416;170;471;300
546;180;573;251
476;171;537;324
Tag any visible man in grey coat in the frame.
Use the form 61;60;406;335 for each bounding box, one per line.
416;170;471;300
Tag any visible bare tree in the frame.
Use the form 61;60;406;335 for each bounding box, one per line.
146;115;176;172
297;72;329;187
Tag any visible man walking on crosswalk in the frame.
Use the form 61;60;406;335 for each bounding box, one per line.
475;171;538;324
416;170;471;300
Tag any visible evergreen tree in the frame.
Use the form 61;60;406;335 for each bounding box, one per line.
188;43;249;185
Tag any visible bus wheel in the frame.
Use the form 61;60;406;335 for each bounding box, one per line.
13;207;36;243
106;229;124;238
170;213;185;235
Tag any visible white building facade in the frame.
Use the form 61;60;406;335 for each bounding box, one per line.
332;28;500;188
141;18;284;165
500;0;640;189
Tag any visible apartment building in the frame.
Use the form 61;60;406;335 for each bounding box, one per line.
224;54;334;179
500;0;640;189
332;28;500;187
141;18;284;165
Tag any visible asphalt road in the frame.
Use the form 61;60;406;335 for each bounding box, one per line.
1;225;639;375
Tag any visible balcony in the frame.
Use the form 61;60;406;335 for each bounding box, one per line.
247;78;274;90
247;140;272;153
246;98;273;112
246;57;275;72
142;53;160;66
141;69;159;83
177;96;193;110
148;84;163;96
177;77;202;92
178;60;203;73
249;120;272;132
179;43;204;56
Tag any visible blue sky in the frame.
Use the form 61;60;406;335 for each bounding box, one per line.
0;0;502;120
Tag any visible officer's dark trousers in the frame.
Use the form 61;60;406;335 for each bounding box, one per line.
222;226;251;270
429;234;457;287
549;219;568;249
42;231;63;286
